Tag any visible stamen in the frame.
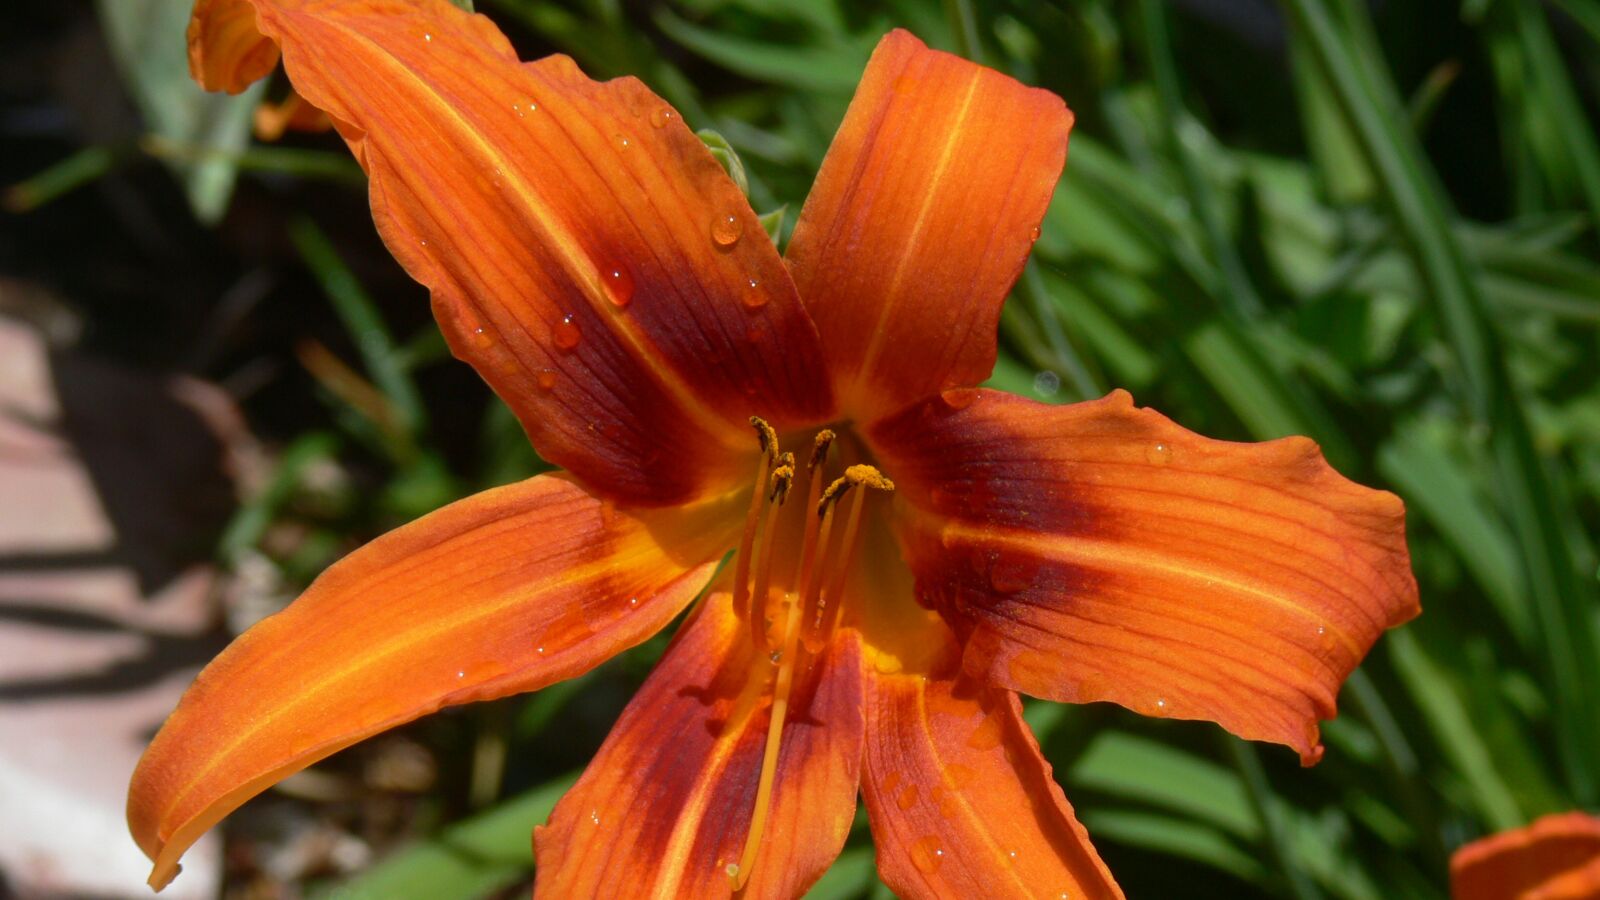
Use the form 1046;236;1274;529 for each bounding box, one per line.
747;453;793;650
808;429;835;472
730;419;779;629
803;466;893;653
729;499;838;893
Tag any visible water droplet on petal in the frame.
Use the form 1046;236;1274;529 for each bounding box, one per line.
1153;697;1168;716
553;315;581;350
967;716;1004;751
419;239;428;247
1006;849;1019;866
628;596;639;608
711;213;743;248
601;264;635;308
742;278;768;308
456;669;465;678
534;368;557;392
536;645;546;654
650;107;676;129
944;763;976;789
1146;441;1172;465
988;555;1038;595
940;387;978;410
469;326;493;349
896;783;918;810
589;810;601;826
1030;225;1041;242
615;133;631;149
768;650;783;664
423;32;432;42
725;862;740;879
910;836;945;874
1316;625;1327;635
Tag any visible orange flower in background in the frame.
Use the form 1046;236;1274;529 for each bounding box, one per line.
128;0;1421;897
1452;813;1600;900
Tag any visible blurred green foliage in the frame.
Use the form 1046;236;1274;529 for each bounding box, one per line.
22;0;1600;896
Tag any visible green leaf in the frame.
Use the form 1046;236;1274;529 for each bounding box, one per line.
95;0;263;223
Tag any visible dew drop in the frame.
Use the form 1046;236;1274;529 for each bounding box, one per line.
967;716;1004;751
1006;849;1019;866
725;862;740;879
602;264;635;308
1153;697;1168;716
896;783;918;810
534;368;557;392
987;555;1038;595
1316;625;1327;636
650;107;676;129
910;836;945;874
710;213;743;248
469;326;493;349
456;670;465;678
768;650;783;664
419;239;428;247
628;596;639;608
423;32;432;42
536;646;546;654
1146;441;1172;465
741;278;768;309
553;314;581;350
939;387;978;410
615;133;631;149
1029;225;1042;242
589;810;601;826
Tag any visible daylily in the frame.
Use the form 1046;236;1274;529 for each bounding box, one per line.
129;1;1421;897
1452;813;1600;900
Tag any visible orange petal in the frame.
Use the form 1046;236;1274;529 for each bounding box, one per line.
188;0;833;505
534;591;863;899
253;89;332;141
867;389;1419;764
188;0;280;94
861;649;1122;899
129;474;730;890
1451;812;1600;900
784;29;1071;422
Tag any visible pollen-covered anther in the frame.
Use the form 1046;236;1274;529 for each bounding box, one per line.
808;429;836;472
749;415;778;462
767;453;795;504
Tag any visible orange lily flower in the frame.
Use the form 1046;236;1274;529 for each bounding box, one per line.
129;1;1421;896
1452;813;1600;900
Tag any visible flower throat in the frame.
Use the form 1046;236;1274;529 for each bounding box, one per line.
725;418;893;892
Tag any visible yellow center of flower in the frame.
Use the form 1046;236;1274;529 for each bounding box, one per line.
725;418;893;892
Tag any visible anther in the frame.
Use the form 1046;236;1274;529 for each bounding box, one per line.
767;453;795;504
749;416;778;461
808;429;835;472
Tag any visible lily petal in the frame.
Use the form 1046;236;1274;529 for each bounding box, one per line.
1451;812;1600;900
784;29;1071;422
535;591;864;899
129;474;728;890
861;649;1122;899
868;389;1419;764
189;0;832;505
